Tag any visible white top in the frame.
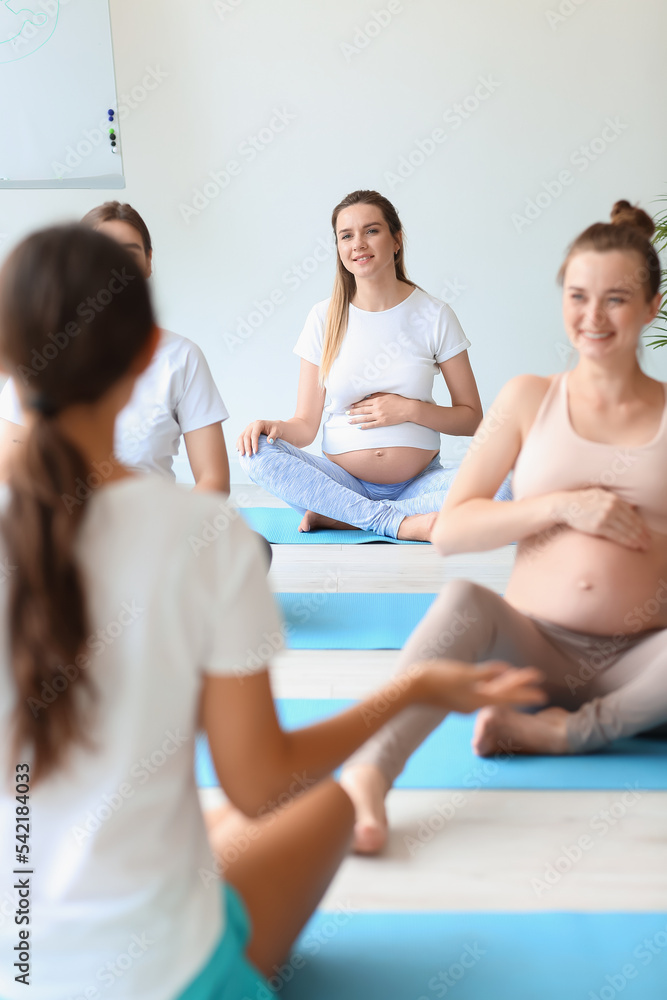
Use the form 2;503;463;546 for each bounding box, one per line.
0;330;229;479
0;476;282;1000
293;288;471;454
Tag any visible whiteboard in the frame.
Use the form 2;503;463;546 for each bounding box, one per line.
0;0;124;188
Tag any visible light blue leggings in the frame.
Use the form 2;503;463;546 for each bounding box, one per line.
239;435;511;538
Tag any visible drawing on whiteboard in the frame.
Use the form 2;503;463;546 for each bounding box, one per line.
0;0;58;63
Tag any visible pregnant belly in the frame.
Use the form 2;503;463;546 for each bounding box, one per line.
506;526;667;635
324;447;439;484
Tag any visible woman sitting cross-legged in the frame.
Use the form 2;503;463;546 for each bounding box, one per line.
237;189;510;542
340;200;667;854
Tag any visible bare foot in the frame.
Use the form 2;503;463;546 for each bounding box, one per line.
299;510;360;532
396;512;438;542
339;764;390;855
472;706;572;757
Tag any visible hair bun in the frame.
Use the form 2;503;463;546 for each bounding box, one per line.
610;199;655;238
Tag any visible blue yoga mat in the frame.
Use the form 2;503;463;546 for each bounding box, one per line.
276;592;435;648
196;700;667;790
241;506;423;544
279;911;667;999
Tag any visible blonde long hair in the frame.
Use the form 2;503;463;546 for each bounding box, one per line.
320;190;414;385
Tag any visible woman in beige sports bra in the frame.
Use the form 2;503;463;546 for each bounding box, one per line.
340;200;665;854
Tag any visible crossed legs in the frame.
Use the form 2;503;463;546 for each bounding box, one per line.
239;436;466;539
206;780;354;979
340;579;667;853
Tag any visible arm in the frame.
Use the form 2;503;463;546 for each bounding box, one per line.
410;351;483;435
432;375;568;555
0;418;25;481
347;352;483;437
202;661;544;816
431;375;651;556
183;422;230;494
279;359;326;447
236;359;325;455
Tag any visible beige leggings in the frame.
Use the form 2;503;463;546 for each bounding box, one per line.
348;579;667;786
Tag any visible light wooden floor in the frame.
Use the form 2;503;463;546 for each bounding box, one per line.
201;486;667;913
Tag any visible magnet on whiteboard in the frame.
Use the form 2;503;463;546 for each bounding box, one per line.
111;147;119;154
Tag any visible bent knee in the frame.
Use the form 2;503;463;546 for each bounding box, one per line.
410;580;499;661
440;578;489;612
237;449;255;480
422;579;490;643
237;435;272;478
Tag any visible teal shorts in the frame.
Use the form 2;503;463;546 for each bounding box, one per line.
177;883;272;1000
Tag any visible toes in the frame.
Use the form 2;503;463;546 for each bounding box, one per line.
471;706;503;757
352;820;387;856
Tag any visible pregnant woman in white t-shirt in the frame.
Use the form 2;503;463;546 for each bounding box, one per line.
0;225;543;999
0;201;230;492
237;190;508;542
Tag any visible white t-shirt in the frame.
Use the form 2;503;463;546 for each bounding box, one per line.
0;476;282;1000
0;330;229;478
293;288;471;455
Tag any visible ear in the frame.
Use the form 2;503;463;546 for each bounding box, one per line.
128;325;160;376
144;249;153;280
646;290;662;325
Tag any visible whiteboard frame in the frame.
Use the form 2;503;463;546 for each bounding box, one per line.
0;176;125;190
0;0;125;190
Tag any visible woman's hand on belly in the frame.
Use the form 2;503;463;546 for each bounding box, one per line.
557;487;651;551
346;392;414;429
326;446;439;484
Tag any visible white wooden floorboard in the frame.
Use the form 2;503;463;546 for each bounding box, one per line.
268;543;514;595
270;649;398;699
322;789;667;912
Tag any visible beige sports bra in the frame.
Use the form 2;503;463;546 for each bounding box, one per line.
512;373;667;534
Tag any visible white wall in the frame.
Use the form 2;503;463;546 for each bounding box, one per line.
1;0;666;481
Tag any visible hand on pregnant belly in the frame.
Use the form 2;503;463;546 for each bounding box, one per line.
346;392;412;429
509;488;662;633
560;487;651;551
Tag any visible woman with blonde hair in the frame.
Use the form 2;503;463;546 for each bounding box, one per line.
238;190;508;541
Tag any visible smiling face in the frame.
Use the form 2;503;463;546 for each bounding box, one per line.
95;219;152;279
562;250;661;361
335;203;401;281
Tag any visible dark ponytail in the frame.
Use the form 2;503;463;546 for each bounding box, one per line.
0;225;155;782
